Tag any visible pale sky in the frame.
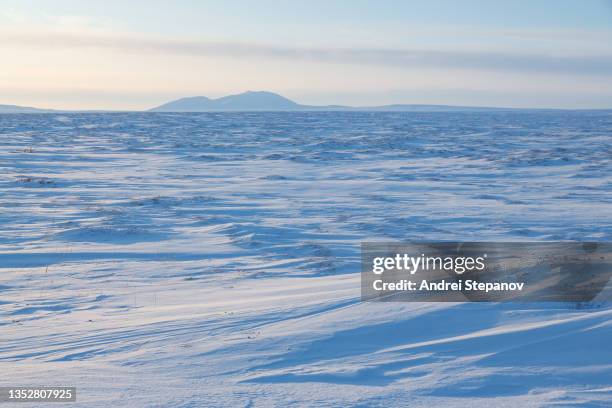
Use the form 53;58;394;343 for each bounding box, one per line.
1;0;612;110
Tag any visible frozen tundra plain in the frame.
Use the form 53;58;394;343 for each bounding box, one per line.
0;111;611;407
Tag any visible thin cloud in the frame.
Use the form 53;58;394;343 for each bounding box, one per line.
4;31;612;76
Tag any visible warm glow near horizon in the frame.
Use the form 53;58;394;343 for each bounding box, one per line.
1;0;612;110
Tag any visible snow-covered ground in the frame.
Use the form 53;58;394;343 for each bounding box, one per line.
1;111;611;407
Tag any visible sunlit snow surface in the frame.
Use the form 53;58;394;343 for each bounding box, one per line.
1;111;611;407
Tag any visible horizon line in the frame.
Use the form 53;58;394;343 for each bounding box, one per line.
2;90;612;112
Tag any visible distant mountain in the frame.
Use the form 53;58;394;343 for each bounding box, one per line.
150;91;512;112
151;91;301;112
5;93;577;113
0;104;53;113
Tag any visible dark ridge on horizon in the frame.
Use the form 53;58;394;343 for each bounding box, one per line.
151;91;301;112
149;91;515;112
2;92;611;113
0;104;55;113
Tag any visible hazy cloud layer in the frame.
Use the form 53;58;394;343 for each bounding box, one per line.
5;31;612;76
